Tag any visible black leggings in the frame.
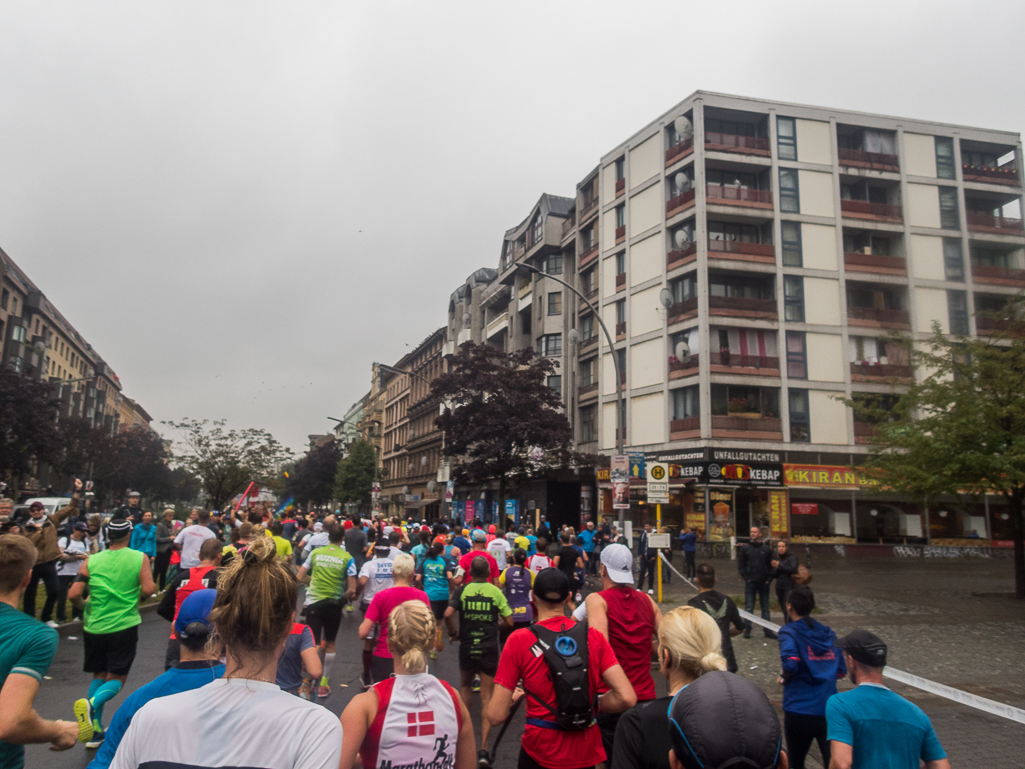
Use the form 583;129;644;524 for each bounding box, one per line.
784;711;829;769
518;746;592;769
24;560;60;621
154;549;172;591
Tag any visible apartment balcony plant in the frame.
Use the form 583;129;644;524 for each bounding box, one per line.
668;354;699;379
706;184;773;209
843;251;907;275
708;239;775;264
962;163;1020;186
704;132;770;156
840;199;903;223
966;212;1025;235
838;148;900;172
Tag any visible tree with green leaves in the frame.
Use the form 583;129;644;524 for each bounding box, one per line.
164;418;292;512
0;370;62;493
287;440;342;508
334;439;377;511
432;342;577;513
850;297;1025;598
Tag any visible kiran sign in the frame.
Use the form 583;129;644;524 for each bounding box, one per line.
784;465;860;488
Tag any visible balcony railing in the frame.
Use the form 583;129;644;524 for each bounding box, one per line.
579;198;599;221
708;295;777;318
579;335;599;353
838;148;899;171
670;417;701;433
708;239;775;262
711;415;782;433
615;273;626;289
578;382;599;398
840;199;903;222
850;362;914;380
615;178;626;194
666;138;694;164
561;216;576;238
669;355;699;376
962;163;1020;185
615;225;626;241
582;287;599;304
853;421;878;443
971;263;1025;286
966;212;1025;234
579;243;599;266
847;306;911;327
616;322;626;337
705;132;770;155
709;351;779;370
706;184;773;207
843;252;907;274
666;189;696;215
668;297;698;321
668;243;698;269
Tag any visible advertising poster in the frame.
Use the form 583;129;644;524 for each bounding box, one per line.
505;499;519;526
769;490;789;538
445;480;454;503
465;500;475;524
708;489;734;541
611;455;630;510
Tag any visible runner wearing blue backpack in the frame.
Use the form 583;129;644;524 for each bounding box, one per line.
777;585;846;769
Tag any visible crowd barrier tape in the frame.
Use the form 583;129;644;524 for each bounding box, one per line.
657;552;1025;725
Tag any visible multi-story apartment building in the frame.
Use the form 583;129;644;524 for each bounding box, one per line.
404;328;446;518
359;365;386;473
333;395;366;457
117;397;153;432
446;91;1023;548
379;354;411;517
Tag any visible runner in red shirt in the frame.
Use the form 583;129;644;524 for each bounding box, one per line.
487;569;636;769
359;553;429;684
582;543;662;759
458;531;499;584
156;538;221;670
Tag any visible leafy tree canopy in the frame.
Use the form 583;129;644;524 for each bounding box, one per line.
287;440;342;507
0;371;61;486
334;439;378;507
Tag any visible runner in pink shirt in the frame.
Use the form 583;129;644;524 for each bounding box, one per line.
359;554;429;683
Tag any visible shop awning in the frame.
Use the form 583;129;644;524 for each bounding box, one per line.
405;498;439;509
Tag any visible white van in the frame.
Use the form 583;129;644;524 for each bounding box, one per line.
23;497;73;516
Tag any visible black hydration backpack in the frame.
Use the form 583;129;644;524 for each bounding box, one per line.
525;621;595;731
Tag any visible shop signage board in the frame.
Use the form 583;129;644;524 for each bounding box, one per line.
647;462;670;503
769;490;789;538
505;499;519;525
658;462;785;487
708;488;734;541
648;533;671;549
612;455;630;510
792;502;819;515
629;453;646;479
596;468;611;483
465;500;475;523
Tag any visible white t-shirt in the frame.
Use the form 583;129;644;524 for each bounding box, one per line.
174;525;216;569
301;531;330;561
359;557;394;606
486;538;512;570
56;536;89;577
110;677;342;769
526;554;552;575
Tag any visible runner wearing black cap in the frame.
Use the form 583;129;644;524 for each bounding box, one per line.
668;670;788;769
827;630;949;769
487;568;636;769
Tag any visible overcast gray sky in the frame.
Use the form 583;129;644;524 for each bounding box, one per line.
2;1;1023;454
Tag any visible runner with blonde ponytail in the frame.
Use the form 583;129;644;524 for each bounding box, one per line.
609;606;726;769
340;601;475;769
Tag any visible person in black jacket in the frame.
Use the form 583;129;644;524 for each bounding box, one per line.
771;539;799;623
737;526;773;638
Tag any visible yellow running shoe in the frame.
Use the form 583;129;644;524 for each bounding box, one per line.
73;698;95;743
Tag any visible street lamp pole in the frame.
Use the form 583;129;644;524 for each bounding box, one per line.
516;263;625;531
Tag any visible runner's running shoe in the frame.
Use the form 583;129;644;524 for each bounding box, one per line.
85;732;105;750
477;749;492;768
73;698;94;743
317;685;331;699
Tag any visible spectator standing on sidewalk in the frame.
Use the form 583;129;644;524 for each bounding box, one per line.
778;585;846;769
578;521;597;577
129;512;157;567
737;526;773;638
22;479;82;626
636;523;656;594
678;527;697;580
827;630;949;769
153;509;176;592
55;522;90;623
771;539;799;622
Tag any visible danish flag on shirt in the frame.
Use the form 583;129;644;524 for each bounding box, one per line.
407;711;435;737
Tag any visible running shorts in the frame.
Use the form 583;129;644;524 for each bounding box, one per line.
459;643;499;678
429;599;448;622
83;625;139;676
370;654;394;684
306;599;343;644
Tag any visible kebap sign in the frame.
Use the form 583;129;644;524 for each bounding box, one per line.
661;461;784;487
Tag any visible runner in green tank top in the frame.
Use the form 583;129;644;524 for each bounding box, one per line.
68;517;154;750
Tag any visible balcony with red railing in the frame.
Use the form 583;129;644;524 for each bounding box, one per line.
838;148;899;172
615;225;626;243
843;251;907;275
708;294;777;320
669;354;699;379
615;178;626;196
666;188;696;217
966;212;1025;235
847;305;911;329
667;297;698;323
669;416;701;438
711;415;783;440
971;263;1025;287
705;132;770;157
578;197;599;222
708;239;775;265
579;243;599;267
709;351;779;376
850;362;914;382
840;199;903;223
665;138;694;165
615;273;626;291
668;243;698;270
706;184;773;210
963;163;1020;186
615;322;626;340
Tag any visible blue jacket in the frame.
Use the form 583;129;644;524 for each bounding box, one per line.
88;661;225;769
679;531;698;552
779;616;846;716
129;523;157;557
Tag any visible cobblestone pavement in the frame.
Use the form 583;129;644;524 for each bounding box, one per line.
657;553;1025;768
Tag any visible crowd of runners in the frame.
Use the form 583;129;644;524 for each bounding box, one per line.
0;482;951;769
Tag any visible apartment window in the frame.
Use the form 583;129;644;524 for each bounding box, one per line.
11;324;27;343
935;137;955;180
581;314;595;340
8;356;23;373
580;405;597;443
548;292;562;315
615;157;625;181
582;226;596;250
615;252;626;275
580;358;595;385
789;389;810;442
532;215;543;246
947;290;969;335
672;385;700;419
538;333;562;357
942;238;964;281
615;300;626;325
779;168;800;213
781;222;802;267
616;349;626;382
777;117;797;161
669;274;697;304
786;331;807;379
543;253;563;275
0;288;8;310
547;375;562;393
783;276;805;322
710;385;780;418
581;268;595;295
939;187;959;229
